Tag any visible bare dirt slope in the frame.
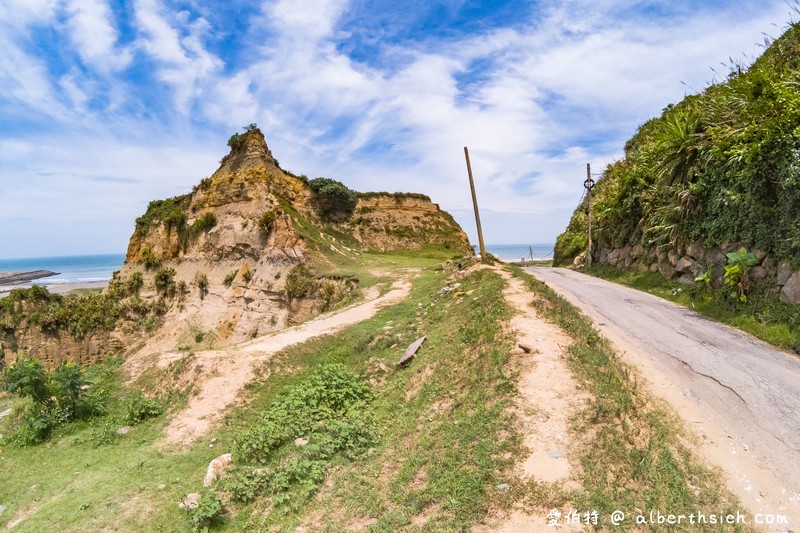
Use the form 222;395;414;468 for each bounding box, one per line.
123;277;412;446
527;266;800;529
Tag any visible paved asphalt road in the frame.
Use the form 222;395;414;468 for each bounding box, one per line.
525;267;800;526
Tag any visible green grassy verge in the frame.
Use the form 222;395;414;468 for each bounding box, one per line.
587;265;800;353
509;266;754;532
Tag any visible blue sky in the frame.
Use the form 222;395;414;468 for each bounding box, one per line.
0;0;792;259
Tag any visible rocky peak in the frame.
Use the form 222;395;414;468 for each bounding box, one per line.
221;127;277;169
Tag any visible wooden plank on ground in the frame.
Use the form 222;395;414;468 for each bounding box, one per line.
396;335;427;367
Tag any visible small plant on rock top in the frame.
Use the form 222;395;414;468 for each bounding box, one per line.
223;270;237;287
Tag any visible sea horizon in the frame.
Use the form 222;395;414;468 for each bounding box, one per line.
0;243;554;287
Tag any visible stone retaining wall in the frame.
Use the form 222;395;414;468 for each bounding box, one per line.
581;238;800;304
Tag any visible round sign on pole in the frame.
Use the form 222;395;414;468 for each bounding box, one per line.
583;178;594;190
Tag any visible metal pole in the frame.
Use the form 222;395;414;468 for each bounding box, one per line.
586;163;593;269
464;147;487;260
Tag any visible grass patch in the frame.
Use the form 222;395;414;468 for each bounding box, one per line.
588;265;800;353
509;266;753;531
201;266;519;531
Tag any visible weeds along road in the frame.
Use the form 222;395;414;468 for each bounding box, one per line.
525;267;800;527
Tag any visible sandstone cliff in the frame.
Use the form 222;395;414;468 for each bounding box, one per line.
1;127;472;368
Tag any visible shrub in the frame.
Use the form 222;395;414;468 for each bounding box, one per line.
227;132;246;152
196;177;213;192
154;268;177;297
3;357;52;407
141;246;160;269
187;490;226;532
135;196;189;236
308;177;357;221
191;212;217;234
127;272;144;295
123;392;162;425
223;270;237;287
723;247;759;302
196;273;209;299
285;264;315;298
242;268;253;283
258;210;277;235
2;358;95;445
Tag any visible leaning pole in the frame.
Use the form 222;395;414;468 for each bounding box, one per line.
463;147;487;260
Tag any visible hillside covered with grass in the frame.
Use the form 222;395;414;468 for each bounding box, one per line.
555;23;800;266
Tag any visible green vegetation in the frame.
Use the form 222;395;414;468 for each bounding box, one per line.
258;210;277;235
241;268;253;283
723;247;759;302
223;270;237;287
141;246;160;269
187;212;217;237
135;202;215;255
154;268;178;298
284;263;315;298
136;196;189;237
195;272;209;300
555;25;800;265
2;358;101;445
221;364;375;512
127;271;144;295
122;392;162;425
222;124;260;165
194;177;213;193
308;177;357;221
510;267;749;530
0;285;159;340
588;264;800;353
356;191;432;202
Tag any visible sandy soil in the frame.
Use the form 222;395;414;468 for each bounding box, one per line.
477;269;589;532
123;277;413;446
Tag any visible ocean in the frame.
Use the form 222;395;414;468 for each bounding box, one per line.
0;254;126;285
474;243;555;262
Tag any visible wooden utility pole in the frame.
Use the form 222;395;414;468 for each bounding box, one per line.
585;163;594;268
464;147;487;260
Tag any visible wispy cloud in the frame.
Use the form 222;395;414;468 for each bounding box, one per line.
64;0;132;73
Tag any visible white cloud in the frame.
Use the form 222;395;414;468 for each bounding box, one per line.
0;0;60;28
268;0;350;42
64;0;132;72
134;0;222;112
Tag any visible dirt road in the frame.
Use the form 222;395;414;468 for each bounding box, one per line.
124;277;413;446
526;267;800;529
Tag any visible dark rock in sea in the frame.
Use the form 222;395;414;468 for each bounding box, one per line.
0;270;59;285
